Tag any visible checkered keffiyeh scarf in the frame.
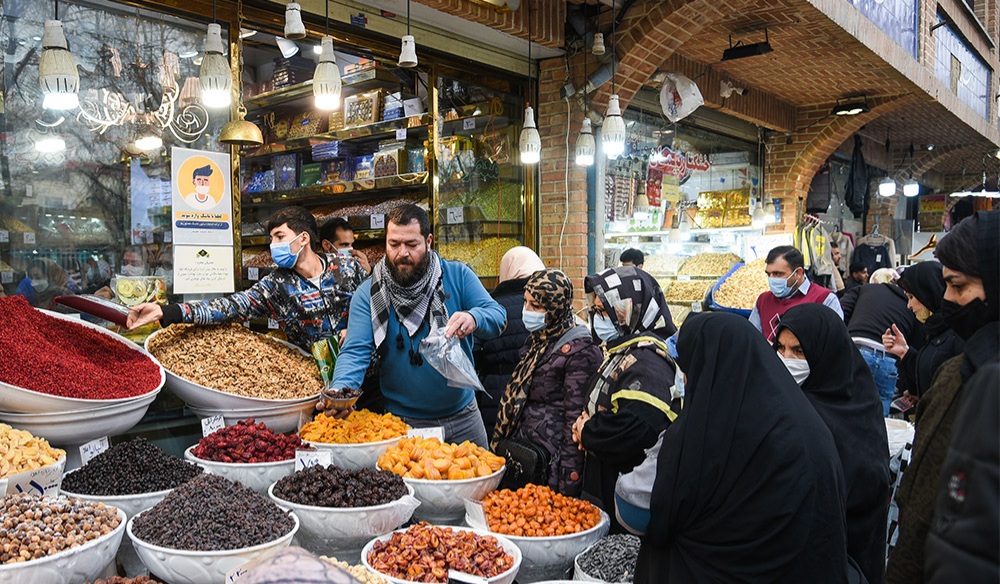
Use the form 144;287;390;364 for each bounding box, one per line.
370;251;449;349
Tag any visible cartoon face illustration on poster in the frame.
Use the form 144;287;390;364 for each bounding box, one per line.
171;147;233;247
179;157;225;211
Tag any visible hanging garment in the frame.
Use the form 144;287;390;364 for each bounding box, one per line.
844;135;869;217
853;234;897;274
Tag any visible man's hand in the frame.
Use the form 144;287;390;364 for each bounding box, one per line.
881;324;909;359
127;303;163;330
445;311;477;339
315;398;354;419
351;249;371;274
572;411;591;451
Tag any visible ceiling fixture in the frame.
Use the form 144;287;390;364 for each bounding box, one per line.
602;0;626;159
592;32;605;56
398;0;418;68
720;29;773;62
220;0;263;147
35;135;66;153
284;2;307;40
575;17;595;167
199;0;231;110
878;132;895;197
903;178;919;197
239;28;257;39
39;3;80;111
276;37;300;58
519;1;540;164
313;0;342;111
831;97;870;116
751;200;767;229
134;131;163;151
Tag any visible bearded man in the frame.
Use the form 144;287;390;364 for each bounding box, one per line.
320;204;507;446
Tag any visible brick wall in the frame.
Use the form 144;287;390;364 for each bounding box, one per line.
414;0;565;48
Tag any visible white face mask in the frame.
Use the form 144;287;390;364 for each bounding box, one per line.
778;353;811;385
336;247;354;257
522;309;547;332
30;278;48;292
195;184;210;196
121;264;145;277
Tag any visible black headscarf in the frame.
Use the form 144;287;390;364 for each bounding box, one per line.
774;304;890;584
899;260;946;313
639;313;848;584
584;267;676;341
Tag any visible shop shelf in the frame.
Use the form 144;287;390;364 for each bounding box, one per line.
604;225;764;238
244;116;432;159
243;172;429;206
245;69;405;114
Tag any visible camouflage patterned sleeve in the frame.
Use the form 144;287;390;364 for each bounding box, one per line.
181;276;278;325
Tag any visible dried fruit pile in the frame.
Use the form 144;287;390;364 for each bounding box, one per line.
0;494;121;564
481;484;602;537
0;296;161;399
191;419;304;463
300;410;409;444
62;438;202;496
147;324;323;400
378;436;505;480
368;523;514;583
273;465;406;507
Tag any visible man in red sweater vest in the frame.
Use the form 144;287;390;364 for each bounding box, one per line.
750;245;844;342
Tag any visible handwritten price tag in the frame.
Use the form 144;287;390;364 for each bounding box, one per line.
201;415;225;437
371;214;385;229
0;230;8;243
396;128;407;140
226;566;250;583
1;272;12;284
295;449;331;472
268;318;279;330
164;231;172;243
463;498;488;528
407;426;445;441
446;207;464;225
79;436;109;465
6;464;62;497
463;118;476;131
247;267;259;281
23;232;35;244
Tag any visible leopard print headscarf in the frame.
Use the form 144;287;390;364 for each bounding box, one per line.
491;269;577;448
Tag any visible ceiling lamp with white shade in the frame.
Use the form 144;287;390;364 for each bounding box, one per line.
903;178;919;197
284;2;307;39
398;0;418;68
199;19;231;109
518;1;539;164
35;135;66;153
575;118;595;166
878;176;896;197
602;0;626;159
39;13;79;111
313;1;342;111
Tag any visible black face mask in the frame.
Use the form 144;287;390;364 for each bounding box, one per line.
939;298;991;341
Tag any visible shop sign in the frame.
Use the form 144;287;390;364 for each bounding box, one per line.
173;245;235;294
171;147;233;247
649;146;710;184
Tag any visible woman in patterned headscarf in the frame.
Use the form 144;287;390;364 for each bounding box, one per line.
491;269;603;496
572;266;678;532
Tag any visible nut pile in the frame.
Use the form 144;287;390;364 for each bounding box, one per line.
191;419;304;463
713;258;769;310
481;484;602;537
575;534;641;582
0;424;65;478
663;281;711;303
132;474;294;551
642;254;685;277
273;465;407;507
147;324;323;399
62;438;202;496
321;556;388;584
368;523;514;583
378;437;505;480
300;410;409;444
678;253;742;277
0;494;122;564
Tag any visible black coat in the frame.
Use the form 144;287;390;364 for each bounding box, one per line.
841;283;919;346
898;321;963;397
474;277;530;436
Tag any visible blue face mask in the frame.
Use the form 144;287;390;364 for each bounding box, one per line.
592;313;620;342
270;233;304;269
522;309;547;332
768;270;798;298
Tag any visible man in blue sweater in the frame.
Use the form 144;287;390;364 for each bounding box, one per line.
320;205;506;446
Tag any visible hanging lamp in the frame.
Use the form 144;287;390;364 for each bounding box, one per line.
592;33;605;56
35;135;66;153
902;144;918;197
751;199;767;229
398;0;418;68
199;0;231;110
284;2;307;40
313;1;342;110
602;0;626;159
575;17;595;167
878;133;895;197
220;0;263;147
519;1;540;164
39;1;79;111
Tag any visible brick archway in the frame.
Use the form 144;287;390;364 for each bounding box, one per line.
893;144;982;183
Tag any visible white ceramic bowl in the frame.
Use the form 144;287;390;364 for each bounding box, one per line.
268;483;418;552
467;510;611;582
127;510;299;584
0;390;160;447
0;507;126;584
0;310;164;414
0;455;66;496
188;399;316;434
184;446;295;494
403;466;505;523
145;328;321;409
303;436;402;470
362;525;521;584
61;469;179;518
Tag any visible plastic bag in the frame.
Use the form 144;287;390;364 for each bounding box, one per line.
419;327;487;393
659;72;703;123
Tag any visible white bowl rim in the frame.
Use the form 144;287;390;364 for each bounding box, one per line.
302;435;405;448
467;508;610;542
0;453;67;483
268;482;415;512
400;465;506;485
0;390;161;418
187;397;319;414
60;468;179;501
145;327;322;405
127;508;299;556
362;524;520;583
0;507;127;571
184;445;298;468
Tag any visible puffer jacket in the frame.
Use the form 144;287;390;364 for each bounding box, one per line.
512;325;603;497
474;277;530;436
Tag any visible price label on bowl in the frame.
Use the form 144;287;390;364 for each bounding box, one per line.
23;232;35;244
371;214;385;229
295;449;331;472
677;275;691;281
0;230;8;243
247;267;259;281
463;118;476;131
226;567;249;584
463;498;487;528
268;318;279;330
407;426;445;441
202;415;225;437
80;436;110;465
6;464;62;497
446;207;464;224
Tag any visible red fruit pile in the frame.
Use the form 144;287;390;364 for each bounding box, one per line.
191;419;304;463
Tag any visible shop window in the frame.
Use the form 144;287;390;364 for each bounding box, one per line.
849;0;919;59
934;16;991;119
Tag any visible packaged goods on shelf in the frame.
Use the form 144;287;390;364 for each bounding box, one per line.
242;222;267;236
343;91;382;128
287;111;328;140
354;155;375;180
713;258;768;311
273;154;299;190
112;275;166;307
146;324;323;400
300;163;323;187
246;170;275;193
678;253;742;277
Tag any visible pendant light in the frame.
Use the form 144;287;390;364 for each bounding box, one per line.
592;33;605;56
903;178;919;197
575;17;595;167
284;2;307;40
313;1;342;111
878;132;895;197
519;1;540;164
35;135;66;153
398;0;418;68
751;199;767;229
220;0;263;147
39;1;79;111
602;0;626;159
199;0;231;110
